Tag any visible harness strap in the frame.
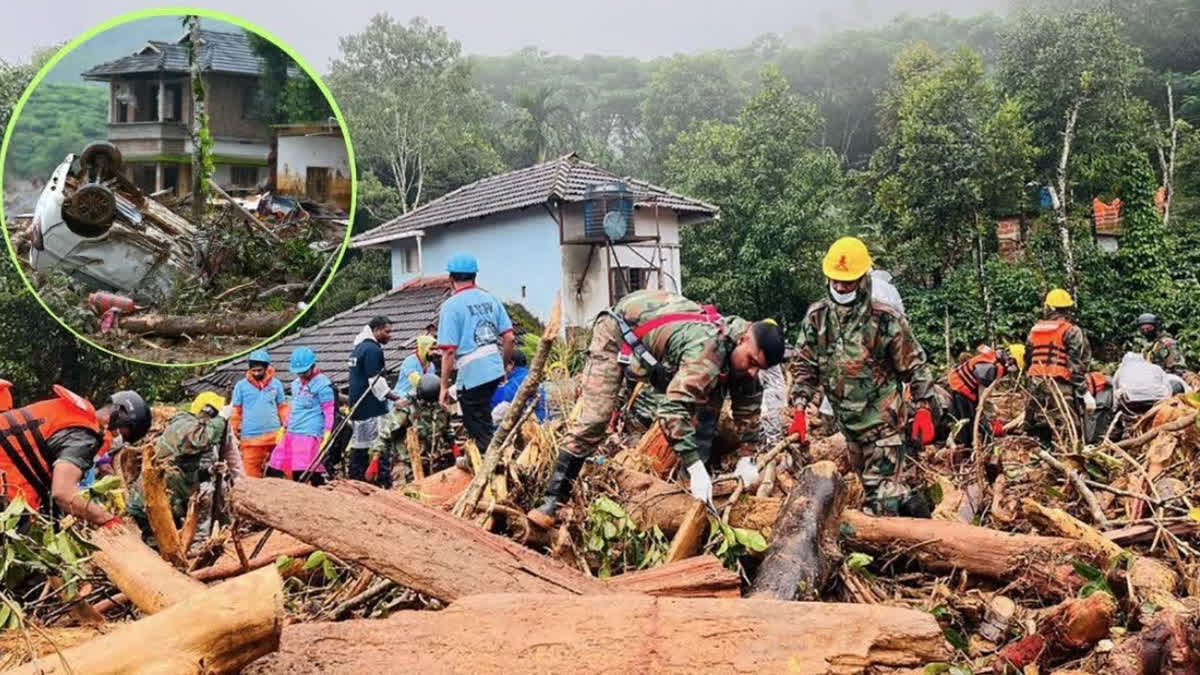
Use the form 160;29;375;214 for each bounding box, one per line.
0;411;52;508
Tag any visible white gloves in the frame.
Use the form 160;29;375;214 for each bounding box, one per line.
686;460;713;507
734;456;759;487
1083;391;1097;412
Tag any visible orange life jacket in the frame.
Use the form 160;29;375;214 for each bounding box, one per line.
1027;320;1073;380
1087;372;1109;395
0;380;12;412
947;350;1002;402
0;386;111;513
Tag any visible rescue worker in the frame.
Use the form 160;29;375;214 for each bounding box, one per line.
230;349;288;478
126;393;243;552
348;317;402;485
437;253;515;453
394;334;437;400
365;374;455;482
1022;288;1092;447
268;347;335;485
1113;352;1175;416
943;345;1016;446
1134;313;1186;375
1085;371;1116;444
490;350;547;423
0;387;148;526
0;380;13;412
527;289;786;529
788;237;937;516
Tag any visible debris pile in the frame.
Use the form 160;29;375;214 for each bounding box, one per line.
3;306;1200;673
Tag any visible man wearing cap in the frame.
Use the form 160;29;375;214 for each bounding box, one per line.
788;236;937;516
347;316;402;486
1023;289;1092;446
437;253;514;454
230;349;288;478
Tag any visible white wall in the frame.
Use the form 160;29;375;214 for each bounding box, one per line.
277;135;350;177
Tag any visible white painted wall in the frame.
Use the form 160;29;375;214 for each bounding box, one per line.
277;135;350;177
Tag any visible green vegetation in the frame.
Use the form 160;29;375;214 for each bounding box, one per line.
4;83;107;180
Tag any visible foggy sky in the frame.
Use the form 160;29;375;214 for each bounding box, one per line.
1;0;1002;68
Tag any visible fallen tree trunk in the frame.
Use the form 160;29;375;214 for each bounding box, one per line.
606;555;740;598
9;566;283;675
234;478;610;602
139;444;185;567
0;627;109;670
89;524;205;614
120;311;296;338
246;592;949;674
841;510;1098;599
750;460;847;601
610;466;744;535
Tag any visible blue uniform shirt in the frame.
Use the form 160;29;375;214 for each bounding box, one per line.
490;366;547;421
231;376;286;438
437;286;512;391
391;354;435;408
348;338;388;421
287;373;335;437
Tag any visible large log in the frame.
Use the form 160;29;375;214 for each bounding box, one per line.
9;566;283;675
246;592;949;674
750;460;847;600
234;477;610;601
120;311;296;338
138;444;185;567
89;524;205;614
841;510;1098;598
606;555;740;598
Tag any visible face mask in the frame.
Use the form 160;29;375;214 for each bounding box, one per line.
829;282;857;305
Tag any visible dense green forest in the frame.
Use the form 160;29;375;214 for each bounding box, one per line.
4;83;107;180
3;0;1200;400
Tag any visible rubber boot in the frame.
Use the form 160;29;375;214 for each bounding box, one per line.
527;453;585;530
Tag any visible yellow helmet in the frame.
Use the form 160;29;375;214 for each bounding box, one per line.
190;391;226;416
822;237;872;281
1044;288;1074;309
1008;343;1026;373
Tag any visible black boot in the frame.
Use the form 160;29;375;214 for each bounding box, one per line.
528;453;585;529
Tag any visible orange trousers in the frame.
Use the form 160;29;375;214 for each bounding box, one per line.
241;440;276;478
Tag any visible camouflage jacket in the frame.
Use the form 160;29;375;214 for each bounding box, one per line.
789;274;935;441
368;396;453;461
613;290;763;467
1135;333;1186;376
127;412;226;522
1025;315;1092;401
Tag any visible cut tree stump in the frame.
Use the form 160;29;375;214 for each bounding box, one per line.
234;477;610;601
245;593;949;674
750;460;847;601
606;555;740;598
89;524;204;614
119;311;296;338
9;566;283;675
841;510;1098;599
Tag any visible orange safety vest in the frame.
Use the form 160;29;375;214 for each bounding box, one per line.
1087;372;1109;395
947;350;1002;402
1027;320;1073;380
0;386;111;513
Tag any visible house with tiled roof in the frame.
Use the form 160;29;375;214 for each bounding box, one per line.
351;153;719;329
82;29;274;196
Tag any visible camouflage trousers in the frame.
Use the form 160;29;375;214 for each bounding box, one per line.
847;433;910;516
563;316;625;459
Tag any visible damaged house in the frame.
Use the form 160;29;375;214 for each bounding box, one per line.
350;153;719;329
83;29;272;196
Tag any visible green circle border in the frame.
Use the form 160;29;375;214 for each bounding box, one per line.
0;6;356;368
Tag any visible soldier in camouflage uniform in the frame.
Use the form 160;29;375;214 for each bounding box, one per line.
126;394;242;554
1023;289;1093;447
1133;313;1186;376
527;289;786;529
365;374;455;483
788;237;937;516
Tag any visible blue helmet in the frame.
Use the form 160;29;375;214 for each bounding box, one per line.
446;253;478;275
289;347;317;374
248;348;271;365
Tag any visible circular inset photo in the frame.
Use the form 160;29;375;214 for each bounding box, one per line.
1;10;354;365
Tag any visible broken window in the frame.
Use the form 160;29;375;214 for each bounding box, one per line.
609;266;651;304
230;166;259;188
164;83;183;122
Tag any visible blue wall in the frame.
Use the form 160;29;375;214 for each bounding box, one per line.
391;207;562;320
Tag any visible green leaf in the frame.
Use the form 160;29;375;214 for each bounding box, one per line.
731;527;768;552
943;627;968;651
593;496;627;519
1071;560;1104;582
302;551;327;572
602;521;618;539
85;475;122;496
322;558;336;582
949;666;973;675
923;665;952;675
275;555;294;571
0;604;10;629
846;552;874;571
586;534;605;552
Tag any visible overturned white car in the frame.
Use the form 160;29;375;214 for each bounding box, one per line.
28;142;197;302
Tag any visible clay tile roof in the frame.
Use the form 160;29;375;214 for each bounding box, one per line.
350;153;719;249
184;276;453;395
83;29;264;79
